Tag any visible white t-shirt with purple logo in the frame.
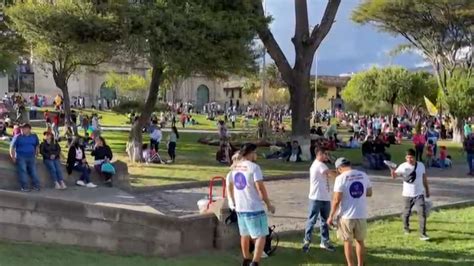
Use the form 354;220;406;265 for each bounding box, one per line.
334;169;372;219
226;160;264;213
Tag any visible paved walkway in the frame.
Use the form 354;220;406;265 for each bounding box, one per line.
136;175;474;232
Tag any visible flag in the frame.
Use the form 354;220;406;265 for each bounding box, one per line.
424;96;438;116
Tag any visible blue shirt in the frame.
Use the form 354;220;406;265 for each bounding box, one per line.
11;134;39;158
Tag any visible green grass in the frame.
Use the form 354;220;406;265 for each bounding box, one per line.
0;207;472;266
0;125;466;187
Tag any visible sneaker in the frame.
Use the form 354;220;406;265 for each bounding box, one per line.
420;234;430;241
60;181;67;190
32;186;41;192
86;182;97;188
76;180;86;187
54;182;61;190
260;251;268;259
20;187;31;192
404;229;410;235
320;242;336;252
302;242;310;253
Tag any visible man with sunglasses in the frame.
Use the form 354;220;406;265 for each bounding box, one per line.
390;148;430;241
303;148;337;253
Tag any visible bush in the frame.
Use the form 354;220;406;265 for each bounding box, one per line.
112;100;169;114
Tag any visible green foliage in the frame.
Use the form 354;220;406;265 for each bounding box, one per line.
6;0;121;82
105;71;149;100
0;3;27;72
445;69;474;120
111;100;168;115
342;66;438;114
123;0;258;77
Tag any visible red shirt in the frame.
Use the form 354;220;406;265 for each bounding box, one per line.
440;149;447;160
413;134;426;146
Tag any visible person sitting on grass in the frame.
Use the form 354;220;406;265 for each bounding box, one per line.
373;134;391;169
264;142;291;160
91;136;114;186
40;131;66;190
425;140;434;168
66;137;97;188
287;140;302;162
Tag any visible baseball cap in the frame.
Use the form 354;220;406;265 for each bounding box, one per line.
335;157;351;168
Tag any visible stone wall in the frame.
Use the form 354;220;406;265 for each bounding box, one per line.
0;190;224;257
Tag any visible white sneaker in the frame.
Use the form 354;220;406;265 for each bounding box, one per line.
54;182;61;190
86;182;97;188
420;234;430;241
76;180;86;187
60;181;67;190
261;251;268;259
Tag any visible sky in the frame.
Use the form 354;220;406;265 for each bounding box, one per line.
265;0;428;76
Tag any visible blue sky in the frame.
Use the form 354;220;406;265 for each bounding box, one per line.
266;0;427;75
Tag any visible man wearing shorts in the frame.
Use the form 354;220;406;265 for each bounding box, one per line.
328;158;372;266
227;143;275;266
302;148;337;252
390;148;431;240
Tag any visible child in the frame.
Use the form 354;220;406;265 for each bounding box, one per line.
439;146;448;169
425;139;434;168
445;155;453;168
142;144;151;164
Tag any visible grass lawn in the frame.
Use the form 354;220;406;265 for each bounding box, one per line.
0;125;466;187
0;207;472;266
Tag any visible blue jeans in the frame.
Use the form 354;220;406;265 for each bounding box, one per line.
43;159;64;183
364;154;377;169
73;164;90;183
304;200;330;244
467;153;474;174
16;156;40;189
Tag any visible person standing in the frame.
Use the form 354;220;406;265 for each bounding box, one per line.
412;129;426;162
302;149;336;253
40;131;67;189
9;123;41;192
226;143;275;266
327;158;372;266
167;126;179;163
149;121;162;152
463;133;474;176
230;112;237;129
425;125;440;158
390;149;430;240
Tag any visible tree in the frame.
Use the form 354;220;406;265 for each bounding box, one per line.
352;0;474;141
342;66;438;116
122;0;258;161
6;0;121;123
445;69;474;128
251;0;341;148
0;1;27;73
104;71;149;100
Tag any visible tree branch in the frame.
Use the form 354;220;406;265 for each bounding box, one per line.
253;0;294;86
309;0;341;52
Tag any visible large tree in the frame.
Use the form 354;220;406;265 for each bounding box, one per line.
122;0;258;161
6;0;121;123
251;0;341;150
342;66;438;116
0;1;26;73
352;0;474;141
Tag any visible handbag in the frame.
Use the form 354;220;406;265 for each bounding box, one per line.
403;162;417;183
101;162;116;174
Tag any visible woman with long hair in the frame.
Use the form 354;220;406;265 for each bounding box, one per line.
66;137;97;188
168;126;179;163
91;136;114;186
39;131;66;189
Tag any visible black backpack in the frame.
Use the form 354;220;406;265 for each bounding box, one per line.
249;225;279;256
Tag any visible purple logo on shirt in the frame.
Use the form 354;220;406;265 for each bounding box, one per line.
349;181;364;198
234;172;247;190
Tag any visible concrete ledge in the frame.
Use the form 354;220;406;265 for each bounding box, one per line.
0;153;131;192
0;189;224;257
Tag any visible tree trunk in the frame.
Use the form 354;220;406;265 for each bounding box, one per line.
127;64;164;162
290;78;312;160
61;86;71;125
452;117;464;143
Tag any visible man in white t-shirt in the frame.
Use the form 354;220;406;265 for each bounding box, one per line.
390;148;431;241
226;143;275;266
328;158;372;266
302;148;337;253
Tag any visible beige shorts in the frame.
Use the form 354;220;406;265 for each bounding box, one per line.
337;218;367;241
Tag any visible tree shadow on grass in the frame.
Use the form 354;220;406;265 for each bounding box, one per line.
262;245;474;266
